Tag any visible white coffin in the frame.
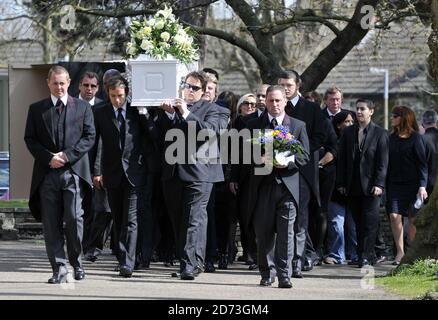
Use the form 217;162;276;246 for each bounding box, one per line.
129;54;194;107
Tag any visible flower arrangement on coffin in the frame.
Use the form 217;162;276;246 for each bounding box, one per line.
126;5;199;64
252;124;305;167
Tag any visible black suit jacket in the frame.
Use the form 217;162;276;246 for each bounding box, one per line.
423;127;438;192
93;103;158;188
337;121;389;196
159;99;222;183
246;113;310;217
24;96;96;221
285;97;325;202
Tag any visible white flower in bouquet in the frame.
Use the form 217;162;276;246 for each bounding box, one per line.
160;31;171;42
140;39;153;51
127;5;199;64
155;19;165;30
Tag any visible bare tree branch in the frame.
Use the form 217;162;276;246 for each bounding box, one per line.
0;14;32;22
73;0;219;18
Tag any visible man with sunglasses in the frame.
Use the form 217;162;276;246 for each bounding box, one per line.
159;71;221;281
78;71;102;106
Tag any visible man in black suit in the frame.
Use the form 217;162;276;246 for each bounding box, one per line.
278;70;326;277
321;86;343;120
422;109;438;196
159;71;221;280
83;69;121;262
246;85;309;288
337;99;389;267
24;65;95;283
93;76;157;277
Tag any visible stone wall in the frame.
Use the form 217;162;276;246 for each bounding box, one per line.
0;208;43;240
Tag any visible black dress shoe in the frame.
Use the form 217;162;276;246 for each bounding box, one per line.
302;259;313;271
248;263;258;270
119;266;133;278
278;278;293;288
259;277;275;286
48;266;68;284
292;269;303;279
74;267;85;281
84;254;97;263
134;261;150;270
204;262;216;273
180;270;195;280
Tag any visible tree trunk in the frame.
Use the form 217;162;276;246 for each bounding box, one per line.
403;0;438;263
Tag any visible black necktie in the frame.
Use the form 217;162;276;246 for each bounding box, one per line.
329;115;334;120
117;108;125;149
286;100;294;109
55;99;64;114
271;118;278;129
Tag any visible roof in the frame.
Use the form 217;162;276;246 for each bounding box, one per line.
316;21;433;95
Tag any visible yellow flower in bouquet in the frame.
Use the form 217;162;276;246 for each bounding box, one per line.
126;5;199;64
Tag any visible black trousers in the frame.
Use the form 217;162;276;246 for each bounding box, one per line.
347;195;381;262
39;168;84;271
136;173;156;264
107;176;143;269
163;176;213;273
253;180;296;280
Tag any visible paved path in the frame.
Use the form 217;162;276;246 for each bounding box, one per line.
0;240;402;300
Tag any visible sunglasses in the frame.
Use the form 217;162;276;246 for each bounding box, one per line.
242;101;256;106
182;83;202;92
82;83;98;88
391;113;401;118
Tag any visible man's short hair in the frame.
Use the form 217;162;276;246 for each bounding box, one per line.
356;98;375;110
266;85;286;98
202;68;219;81
323;86;343;100
422;110;438;125
79;71;99;84
278;70;301;86
48;65;70;80
107;76;129;95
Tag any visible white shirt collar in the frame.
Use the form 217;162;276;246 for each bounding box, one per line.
79;94;95;106
51;94;68;107
268;113;285;126
290;95;300;107
326;108;341;117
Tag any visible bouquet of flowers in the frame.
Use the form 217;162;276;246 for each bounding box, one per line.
252;124;304;167
126;5;199;64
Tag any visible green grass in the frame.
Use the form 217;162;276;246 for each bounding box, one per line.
0;199;29;208
376;259;438;299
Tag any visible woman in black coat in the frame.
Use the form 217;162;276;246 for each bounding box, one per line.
386;106;428;265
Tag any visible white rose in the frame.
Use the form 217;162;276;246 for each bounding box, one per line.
155;20;165;30
148;18;156;27
160;31;170;42
140;39;153;51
